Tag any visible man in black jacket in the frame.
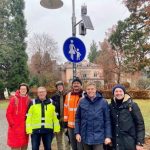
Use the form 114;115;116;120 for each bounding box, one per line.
109;84;145;150
51;81;70;150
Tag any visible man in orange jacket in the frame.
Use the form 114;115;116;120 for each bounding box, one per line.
64;77;84;150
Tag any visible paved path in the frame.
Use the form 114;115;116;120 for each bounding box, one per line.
0;109;10;150
0;109;32;150
0;109;58;150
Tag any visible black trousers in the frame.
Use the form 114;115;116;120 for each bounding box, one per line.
83;143;104;150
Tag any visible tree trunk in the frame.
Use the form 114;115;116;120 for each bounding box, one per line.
117;72;121;84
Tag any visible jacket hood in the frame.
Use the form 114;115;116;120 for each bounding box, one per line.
15;90;28;99
15;90;21;98
123;94;131;102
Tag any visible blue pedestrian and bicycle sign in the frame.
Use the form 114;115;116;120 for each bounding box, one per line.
63;37;86;63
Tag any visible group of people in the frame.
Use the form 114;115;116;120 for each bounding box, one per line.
6;78;145;150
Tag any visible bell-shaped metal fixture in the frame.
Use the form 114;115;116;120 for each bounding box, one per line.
40;0;63;9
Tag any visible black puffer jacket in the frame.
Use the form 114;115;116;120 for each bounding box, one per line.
109;94;145;150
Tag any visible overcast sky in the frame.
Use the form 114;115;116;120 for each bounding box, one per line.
24;0;130;62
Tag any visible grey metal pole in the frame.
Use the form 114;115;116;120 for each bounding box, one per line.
72;0;76;79
72;0;76;36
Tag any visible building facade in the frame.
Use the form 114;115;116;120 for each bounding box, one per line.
58;60;104;85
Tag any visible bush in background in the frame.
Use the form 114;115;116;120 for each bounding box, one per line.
101;90;150;99
137;78;150;90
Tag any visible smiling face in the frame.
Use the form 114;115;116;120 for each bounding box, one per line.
86;84;96;99
114;88;125;100
57;85;64;92
72;81;82;92
19;86;28;96
37;87;47;101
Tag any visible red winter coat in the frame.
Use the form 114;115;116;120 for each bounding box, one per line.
6;90;30;148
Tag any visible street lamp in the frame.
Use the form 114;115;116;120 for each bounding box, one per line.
40;0;93;79
40;0;63;9
40;0;77;79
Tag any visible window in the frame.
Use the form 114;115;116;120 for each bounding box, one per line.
83;74;87;78
94;72;97;77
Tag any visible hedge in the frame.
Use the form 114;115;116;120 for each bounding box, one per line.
30;88;150;99
101;90;150;99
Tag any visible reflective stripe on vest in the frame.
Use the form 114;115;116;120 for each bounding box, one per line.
32;99;35;105
49;98;53;103
64;116;68;119
69;108;77;111
41;117;45;121
64;104;68;107
68;121;75;126
67;92;71;108
32;99;52;105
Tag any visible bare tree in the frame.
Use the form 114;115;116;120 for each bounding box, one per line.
28;33;61;87
28;33;58;59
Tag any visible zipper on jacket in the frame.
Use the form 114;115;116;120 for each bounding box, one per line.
41;101;45;128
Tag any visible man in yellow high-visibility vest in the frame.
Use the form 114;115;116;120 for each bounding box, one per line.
26;87;60;150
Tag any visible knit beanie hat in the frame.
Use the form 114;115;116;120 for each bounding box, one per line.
112;84;126;95
72;77;82;85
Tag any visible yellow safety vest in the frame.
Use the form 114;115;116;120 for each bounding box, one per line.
26;99;60;134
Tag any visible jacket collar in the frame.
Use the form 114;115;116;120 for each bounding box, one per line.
84;91;103;102
71;89;83;96
36;97;51;104
111;94;131;105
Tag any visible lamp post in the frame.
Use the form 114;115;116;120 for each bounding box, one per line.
40;0;77;79
71;0;77;79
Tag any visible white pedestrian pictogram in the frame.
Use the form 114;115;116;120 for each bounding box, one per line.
75;48;81;60
69;40;76;60
68;40;81;61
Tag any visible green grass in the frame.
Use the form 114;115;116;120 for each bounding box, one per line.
0;100;8;109
135;99;150;137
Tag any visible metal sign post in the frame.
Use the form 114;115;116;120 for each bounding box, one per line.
40;0;94;80
72;0;76;79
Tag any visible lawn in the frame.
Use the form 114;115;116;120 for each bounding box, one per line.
0;100;9;109
135;100;150;137
1;99;150;135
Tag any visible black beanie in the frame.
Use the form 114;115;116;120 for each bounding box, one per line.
72;77;82;85
112;84;126;95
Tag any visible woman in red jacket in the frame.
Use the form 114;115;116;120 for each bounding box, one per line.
6;83;30;150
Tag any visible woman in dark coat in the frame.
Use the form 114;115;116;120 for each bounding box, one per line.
6;83;30;150
109;84;145;150
75;82;112;150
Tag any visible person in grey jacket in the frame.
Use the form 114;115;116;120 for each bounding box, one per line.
75;82;112;150
109;84;145;150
